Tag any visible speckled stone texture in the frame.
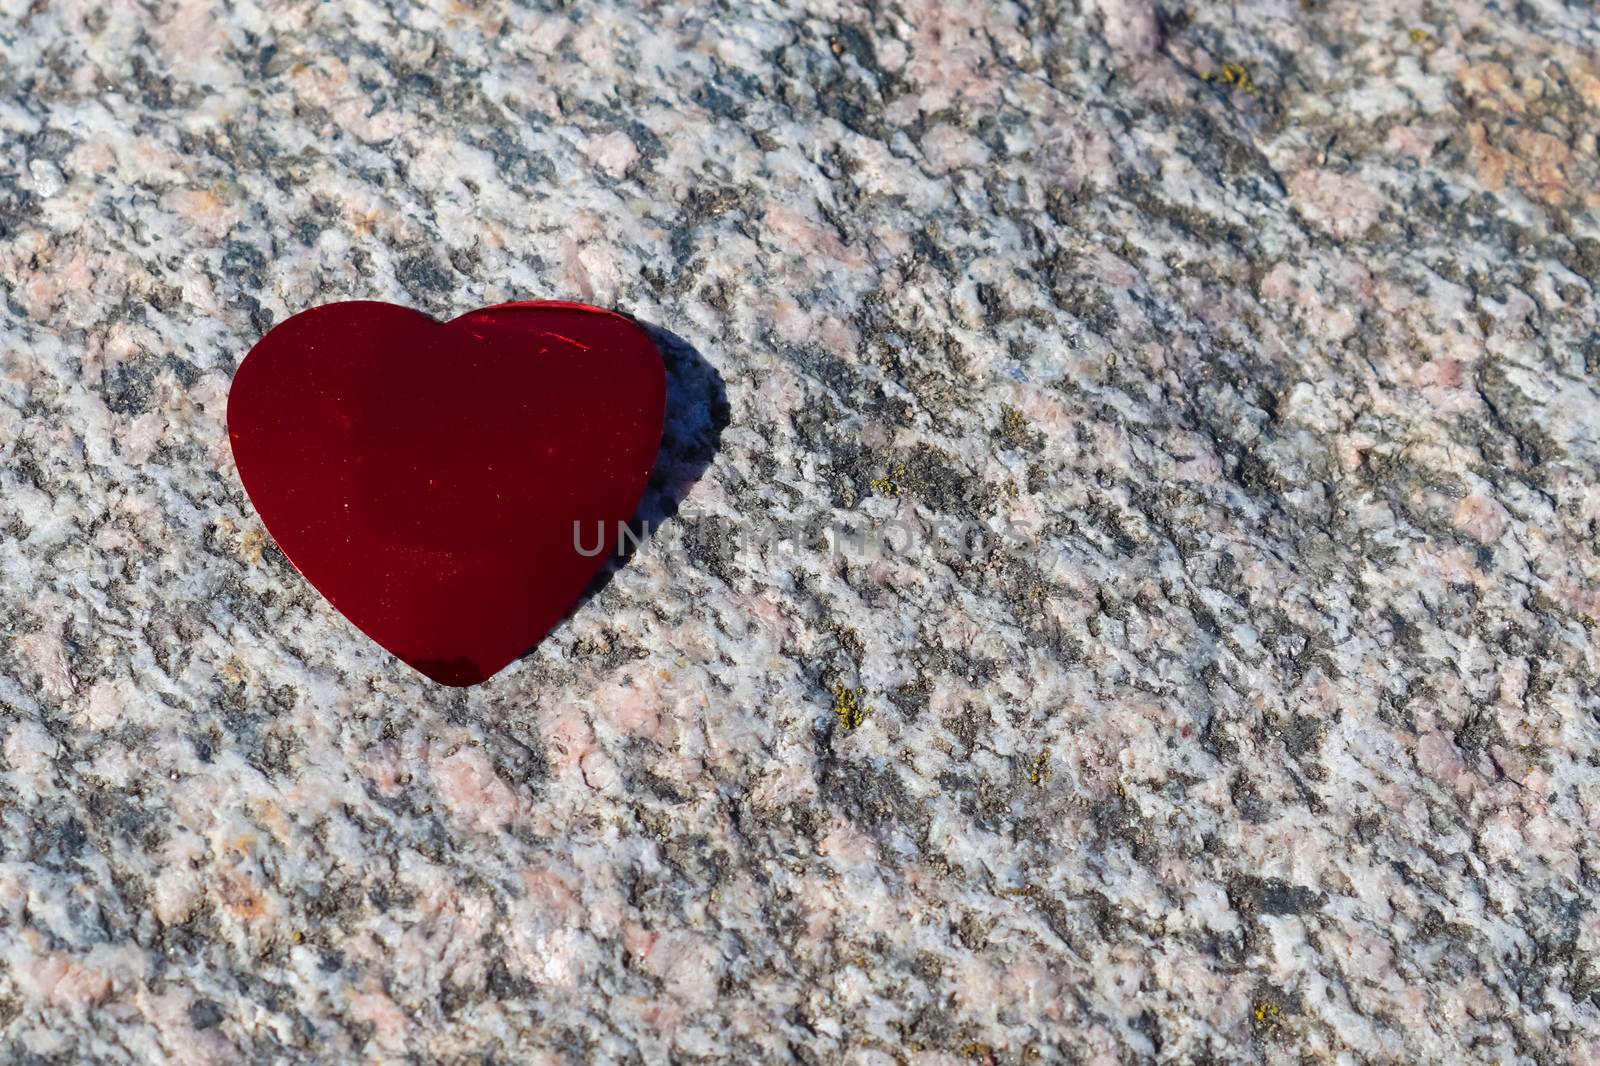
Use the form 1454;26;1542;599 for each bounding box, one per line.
2;1;1600;1063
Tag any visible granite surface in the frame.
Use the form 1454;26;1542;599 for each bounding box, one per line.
2;0;1600;1063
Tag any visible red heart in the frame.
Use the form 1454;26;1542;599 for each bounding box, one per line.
226;300;666;686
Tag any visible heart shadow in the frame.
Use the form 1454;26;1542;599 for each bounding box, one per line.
522;321;728;658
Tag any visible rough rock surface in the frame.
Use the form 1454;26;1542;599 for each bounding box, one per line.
2;1;1600;1063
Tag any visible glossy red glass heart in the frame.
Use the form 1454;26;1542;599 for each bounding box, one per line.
227;300;666;686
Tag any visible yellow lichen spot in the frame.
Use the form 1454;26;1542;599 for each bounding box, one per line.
871;462;907;498
1253;999;1283;1032
1219;62;1256;93
1409;27;1432;44
831;684;872;730
998;408;1037;453
1029;752;1053;785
